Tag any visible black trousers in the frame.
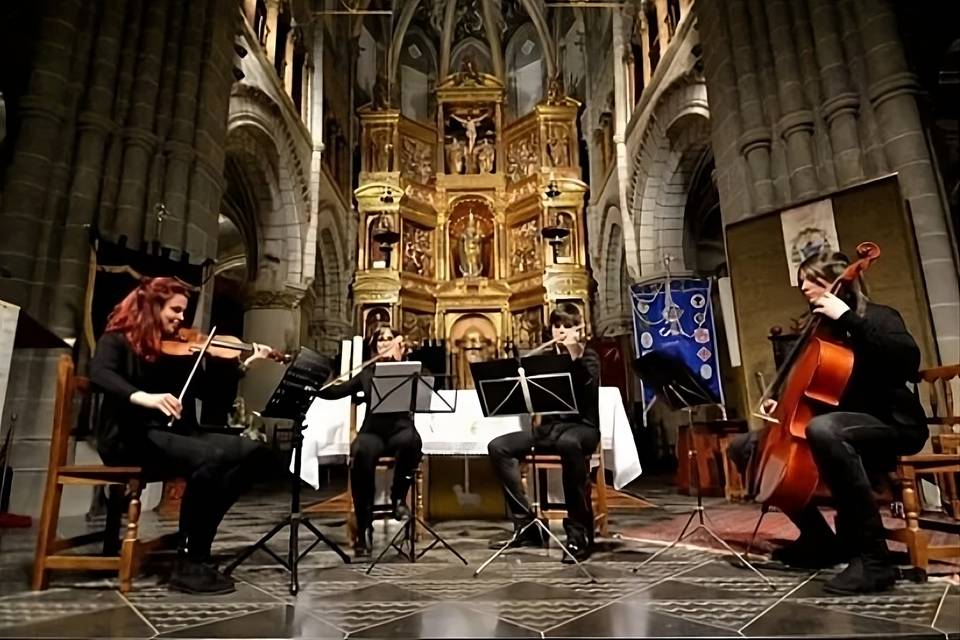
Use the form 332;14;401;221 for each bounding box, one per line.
142;429;271;559
728;412;927;555
487;424;600;542
350;420;423;531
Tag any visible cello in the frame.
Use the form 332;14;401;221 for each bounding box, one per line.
751;242;881;514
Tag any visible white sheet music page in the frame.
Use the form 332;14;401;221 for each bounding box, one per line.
0;300;19;429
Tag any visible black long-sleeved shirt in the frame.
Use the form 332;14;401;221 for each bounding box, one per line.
314;365;416;436
831;303;926;428
89;331;243;463
539;346;602;433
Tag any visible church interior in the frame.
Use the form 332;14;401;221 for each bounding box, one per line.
0;0;958;638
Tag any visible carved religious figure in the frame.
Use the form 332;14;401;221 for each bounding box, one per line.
370;130;392;172
372;73;390;109
403;227;433;277
458;211;486;277
476;138;495;173
445;137;466;174
511;219;540;274
546;124;570;167
450;109;490;156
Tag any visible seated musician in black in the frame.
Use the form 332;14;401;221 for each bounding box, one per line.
90;277;274;595
728;250;928;594
487;303;602;562
314;324;423;558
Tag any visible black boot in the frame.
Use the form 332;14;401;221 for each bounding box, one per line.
823;524;896;594
354;522;373;558
560;518;592;564
169;555;236;595
488;517;547;549
392;498;412;521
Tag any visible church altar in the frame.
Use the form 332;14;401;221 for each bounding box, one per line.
295;386;641;492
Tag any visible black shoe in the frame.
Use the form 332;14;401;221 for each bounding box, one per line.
393;501;412;521
169;558;236;595
354;526;373;558
823;555;897;594
488;519;547;549
771;535;845;569
560;540;592;564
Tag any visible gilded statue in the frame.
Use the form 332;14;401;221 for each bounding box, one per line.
458;211;485;278
476;138;495;173
446;137;466;174
546;124;570;167
450;109;490;156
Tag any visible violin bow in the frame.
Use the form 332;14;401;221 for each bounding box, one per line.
168;326;218;427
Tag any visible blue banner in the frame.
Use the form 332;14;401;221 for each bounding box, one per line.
630;278;724;416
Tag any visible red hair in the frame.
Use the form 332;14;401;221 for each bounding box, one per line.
104;277;190;361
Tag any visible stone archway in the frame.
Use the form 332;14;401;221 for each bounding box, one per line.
628;77;710;274
596;205;633;336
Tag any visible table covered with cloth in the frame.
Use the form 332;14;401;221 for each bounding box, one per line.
293;387;642;490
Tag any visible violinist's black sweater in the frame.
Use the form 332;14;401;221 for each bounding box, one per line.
89;331;243;464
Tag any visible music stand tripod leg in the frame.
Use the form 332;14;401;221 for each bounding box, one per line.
223;419;350;594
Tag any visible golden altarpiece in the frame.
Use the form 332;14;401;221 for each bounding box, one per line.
353;68;593;388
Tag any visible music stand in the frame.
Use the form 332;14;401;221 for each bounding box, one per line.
469;355;596;581
626;351;772;586
223;347;350;594
364;362;468;573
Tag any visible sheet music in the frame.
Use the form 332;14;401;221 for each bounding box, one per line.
0;300;19;433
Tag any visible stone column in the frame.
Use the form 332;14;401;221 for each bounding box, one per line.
809;0;863;186
114;0;169;245
612;7;641;279
98;1;145;233
854;0;960;364
727;0;775;211
766;0;818;199
0;0;83;309
185;0;234;260
159;0;207;252
241;289;306;410
145;0;187;237
53;3;131;336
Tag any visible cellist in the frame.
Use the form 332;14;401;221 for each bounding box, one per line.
728;250;928;594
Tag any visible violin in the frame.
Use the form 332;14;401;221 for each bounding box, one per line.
750;242;881;514
162;327;292;363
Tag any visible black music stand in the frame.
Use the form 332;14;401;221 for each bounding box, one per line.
469;355;596;581
223;347;350;594
627;351;772;585
364;363;468;573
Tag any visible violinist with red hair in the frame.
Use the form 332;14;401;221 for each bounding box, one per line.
90;277;274;595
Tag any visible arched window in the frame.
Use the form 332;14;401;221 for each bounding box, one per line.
399;30;437;123
450;38;494;77
506;24;544;121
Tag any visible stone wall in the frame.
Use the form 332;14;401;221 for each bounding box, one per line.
697;0;960;364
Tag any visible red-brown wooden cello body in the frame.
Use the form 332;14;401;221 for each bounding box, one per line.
752;242;881;515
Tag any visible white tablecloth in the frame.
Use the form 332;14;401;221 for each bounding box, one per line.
294;387;641;490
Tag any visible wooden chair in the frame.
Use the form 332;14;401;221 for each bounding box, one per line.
32;355;176;593
522;446;610;538
886;364;960;570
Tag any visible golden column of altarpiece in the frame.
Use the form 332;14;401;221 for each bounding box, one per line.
352;69;593;389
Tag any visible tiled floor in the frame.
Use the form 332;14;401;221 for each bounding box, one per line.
0;484;957;639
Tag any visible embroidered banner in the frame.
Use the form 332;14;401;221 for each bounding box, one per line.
630;278;723;418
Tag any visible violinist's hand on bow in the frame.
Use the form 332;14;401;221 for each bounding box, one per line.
811;290;850;321
242;343;274;369
130;391;182;420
